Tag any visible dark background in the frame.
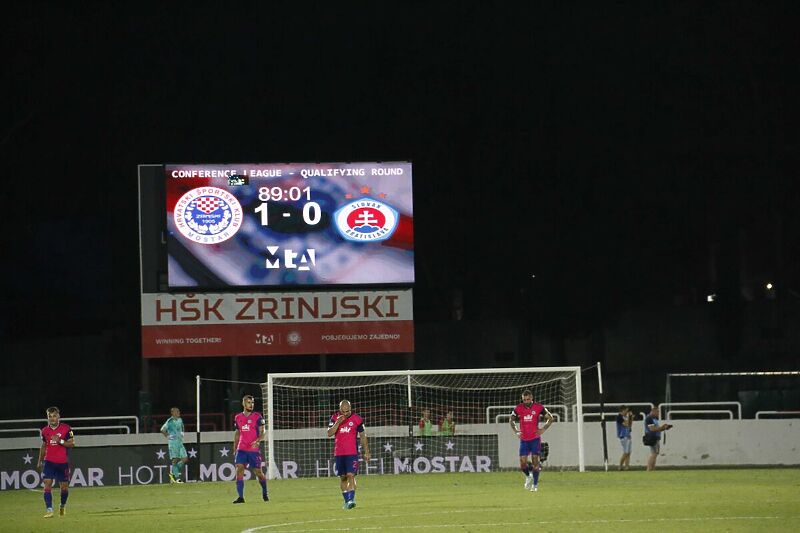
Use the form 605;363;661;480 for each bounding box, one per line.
3;3;799;424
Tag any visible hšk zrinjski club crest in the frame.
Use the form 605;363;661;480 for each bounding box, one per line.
173;187;243;244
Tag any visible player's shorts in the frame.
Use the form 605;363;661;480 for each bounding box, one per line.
619;437;632;454
235;450;262;469
333;454;360;477
169;442;188;460
649;442;660;454
519;438;541;457
42;461;70;483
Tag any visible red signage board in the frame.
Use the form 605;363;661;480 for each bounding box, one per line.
141;290;413;358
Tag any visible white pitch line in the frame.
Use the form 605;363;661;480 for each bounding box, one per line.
242;516;362;533
243;510;792;533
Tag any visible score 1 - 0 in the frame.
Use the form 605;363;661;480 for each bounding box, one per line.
254;186;322;226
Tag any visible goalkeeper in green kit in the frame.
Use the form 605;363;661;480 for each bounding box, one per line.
161;407;189;483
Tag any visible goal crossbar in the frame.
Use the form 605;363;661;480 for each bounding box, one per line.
268;366;582;380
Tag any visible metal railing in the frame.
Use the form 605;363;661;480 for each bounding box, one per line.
4;400;795;437
142;412;225;433
0;415;140;434
576;402;654;421
755;410;800;419
659;402;741;420
582;411;648;421
494;412;561;423
666;409;733;420
0;428;41;435
486;404;568;424
0;425;131;436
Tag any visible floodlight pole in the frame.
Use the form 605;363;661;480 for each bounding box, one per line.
597;362;609;472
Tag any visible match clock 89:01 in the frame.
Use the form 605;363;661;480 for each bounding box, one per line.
254;186;321;226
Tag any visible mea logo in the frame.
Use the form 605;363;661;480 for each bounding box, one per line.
255;334;273;345
173;187;243;244
265;246;316;271
334;197;398;243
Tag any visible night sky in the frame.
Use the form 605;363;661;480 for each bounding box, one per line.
4;3;799;378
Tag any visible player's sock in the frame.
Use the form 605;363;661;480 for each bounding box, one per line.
533;469;539;486
236;476;244;498
60;489;69;507
172;463;181;480
44;488;53;509
259;478;268;500
344;491;356;509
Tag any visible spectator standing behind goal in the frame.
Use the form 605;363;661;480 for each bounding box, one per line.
644;405;673;471
232;395;269;503
418;408;433;436
327;399;370;510
38;406;75;518
615;405;633;471
438;411;456;436
510;390;553;492
161;407;189;483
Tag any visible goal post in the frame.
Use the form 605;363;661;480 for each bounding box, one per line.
263;366;585;479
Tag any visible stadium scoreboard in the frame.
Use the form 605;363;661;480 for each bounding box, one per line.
163;162;414;290
138;161;415;357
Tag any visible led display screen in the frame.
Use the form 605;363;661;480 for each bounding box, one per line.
165;162;413;289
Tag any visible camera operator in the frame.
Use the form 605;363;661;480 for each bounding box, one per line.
644;405;673;471
616;405;634;470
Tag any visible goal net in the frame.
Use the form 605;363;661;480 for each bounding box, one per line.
262;367;584;479
665;371;800;419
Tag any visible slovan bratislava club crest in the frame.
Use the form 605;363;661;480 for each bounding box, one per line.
173;187;243;244
333;197;399;243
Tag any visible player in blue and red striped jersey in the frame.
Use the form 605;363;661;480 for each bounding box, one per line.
327;399;370;509
510;390;553;492
37;406;75;518
231;395;269;504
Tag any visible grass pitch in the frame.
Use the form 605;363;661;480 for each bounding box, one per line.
1;469;799;532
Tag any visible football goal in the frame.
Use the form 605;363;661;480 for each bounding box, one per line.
262;366;585;479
